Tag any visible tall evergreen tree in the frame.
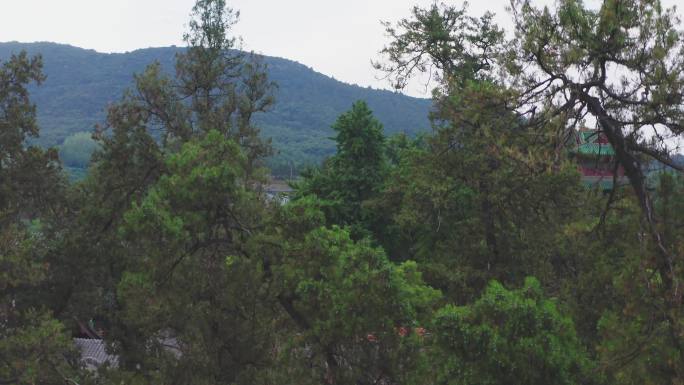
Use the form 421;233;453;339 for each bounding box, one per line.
0;52;81;385
376;0;684;382
46;0;277;381
505;1;684;381
375;2;584;300
296;100;387;237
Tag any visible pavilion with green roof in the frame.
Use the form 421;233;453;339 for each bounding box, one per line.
570;128;627;189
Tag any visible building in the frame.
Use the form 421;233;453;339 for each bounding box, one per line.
570;128;627;189
73;338;118;370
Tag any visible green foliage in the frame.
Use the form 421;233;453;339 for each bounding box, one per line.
375;2;504;90
276;224;440;385
431;278;591;385
3;1;684;384
0;51;64;224
0;52;81;384
379;80;583;301
112;131;273;384
331;100;386;199
295;101;388;238
58;131;99;168
503;1;684;382
583;174;684;384
0;303;79;385
0;42;431;176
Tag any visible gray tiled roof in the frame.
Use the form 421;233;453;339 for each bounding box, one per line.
73;338;119;370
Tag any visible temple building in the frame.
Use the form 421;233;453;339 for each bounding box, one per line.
570;127;627;189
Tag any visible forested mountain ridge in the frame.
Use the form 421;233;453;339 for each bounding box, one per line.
0;41;431;173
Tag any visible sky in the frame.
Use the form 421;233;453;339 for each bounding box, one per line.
0;0;679;97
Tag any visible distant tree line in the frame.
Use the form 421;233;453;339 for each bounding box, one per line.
0;40;432;178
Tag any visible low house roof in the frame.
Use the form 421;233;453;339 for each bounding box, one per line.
73;338;119;370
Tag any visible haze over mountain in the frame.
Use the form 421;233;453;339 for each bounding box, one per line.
0;42;432;174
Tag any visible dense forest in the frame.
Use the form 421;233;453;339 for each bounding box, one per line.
2;0;684;384
0;42;431;177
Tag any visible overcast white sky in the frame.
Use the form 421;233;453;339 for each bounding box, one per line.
0;0;679;97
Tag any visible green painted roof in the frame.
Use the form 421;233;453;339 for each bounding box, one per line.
579;131;599;142
582;179;613;190
576;143;615;156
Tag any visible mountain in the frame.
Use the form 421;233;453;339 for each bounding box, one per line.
0;42;432;175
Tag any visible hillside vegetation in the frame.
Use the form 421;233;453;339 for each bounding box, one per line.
0;42;431;174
